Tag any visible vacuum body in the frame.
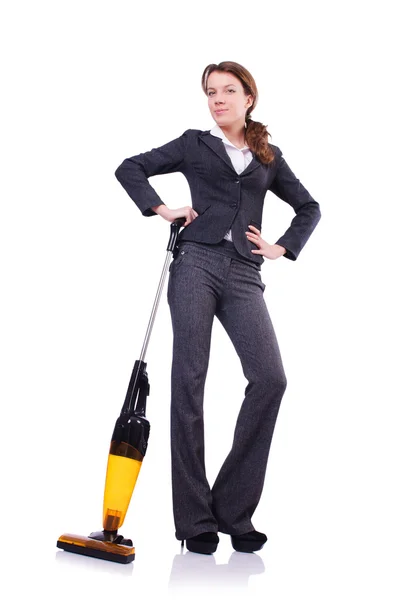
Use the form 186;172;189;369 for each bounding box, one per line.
56;218;185;563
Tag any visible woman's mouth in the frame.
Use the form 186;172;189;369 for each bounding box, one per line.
215;109;228;114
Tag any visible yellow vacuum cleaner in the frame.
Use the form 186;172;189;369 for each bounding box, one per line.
57;218;186;563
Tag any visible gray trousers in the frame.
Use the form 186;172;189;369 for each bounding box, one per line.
166;241;287;540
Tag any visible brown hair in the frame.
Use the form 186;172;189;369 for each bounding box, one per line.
201;61;275;165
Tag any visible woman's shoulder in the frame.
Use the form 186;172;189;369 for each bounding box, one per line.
268;143;283;166
181;128;210;136
174;129;211;146
268;142;281;155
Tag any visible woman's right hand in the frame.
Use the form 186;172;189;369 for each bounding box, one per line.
155;205;199;226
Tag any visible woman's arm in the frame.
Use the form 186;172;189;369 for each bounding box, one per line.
269;148;321;261
115;130;189;217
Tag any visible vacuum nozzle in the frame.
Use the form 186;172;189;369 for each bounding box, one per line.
56;532;135;563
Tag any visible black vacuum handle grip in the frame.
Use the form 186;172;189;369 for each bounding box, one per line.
167;217;186;252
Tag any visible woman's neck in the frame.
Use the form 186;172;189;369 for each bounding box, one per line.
219;124;247;149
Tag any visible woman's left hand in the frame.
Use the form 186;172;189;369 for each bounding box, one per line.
245;225;286;260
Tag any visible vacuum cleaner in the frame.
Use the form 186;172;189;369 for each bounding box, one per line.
57;217;186;564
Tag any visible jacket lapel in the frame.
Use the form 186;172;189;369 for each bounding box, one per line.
199;130;261;177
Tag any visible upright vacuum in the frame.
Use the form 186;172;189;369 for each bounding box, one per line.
57;217;186;563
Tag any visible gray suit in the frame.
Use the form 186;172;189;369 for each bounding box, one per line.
115;128;321;264
115;130;321;540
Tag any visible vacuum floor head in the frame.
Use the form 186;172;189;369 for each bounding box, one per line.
57;533;135;564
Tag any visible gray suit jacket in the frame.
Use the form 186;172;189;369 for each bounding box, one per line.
115;128;321;265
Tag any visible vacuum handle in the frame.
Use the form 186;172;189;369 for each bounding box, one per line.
167;217;186;253
137;217;186;366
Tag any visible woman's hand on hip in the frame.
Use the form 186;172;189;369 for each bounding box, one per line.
246;225;286;260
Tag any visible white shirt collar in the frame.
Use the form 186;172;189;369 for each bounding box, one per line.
210;124;250;151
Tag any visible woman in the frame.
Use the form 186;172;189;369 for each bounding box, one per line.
115;61;321;555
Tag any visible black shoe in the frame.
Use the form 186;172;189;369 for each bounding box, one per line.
183;532;219;554
231;530;267;553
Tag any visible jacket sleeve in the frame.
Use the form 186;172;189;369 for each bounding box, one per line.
114;130;189;217
269;147;321;261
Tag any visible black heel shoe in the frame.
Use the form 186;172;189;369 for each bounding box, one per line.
183;532;219;554
231;530;267;553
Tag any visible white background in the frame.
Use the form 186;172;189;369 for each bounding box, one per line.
1;1;396;598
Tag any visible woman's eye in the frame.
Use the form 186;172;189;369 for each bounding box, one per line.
208;89;235;96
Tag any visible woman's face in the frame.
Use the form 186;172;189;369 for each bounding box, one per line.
207;71;253;127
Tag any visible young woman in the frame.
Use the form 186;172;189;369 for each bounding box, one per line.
115;61;321;555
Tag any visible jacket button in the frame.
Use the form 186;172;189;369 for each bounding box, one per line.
235;180;240;183
231;203;237;208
